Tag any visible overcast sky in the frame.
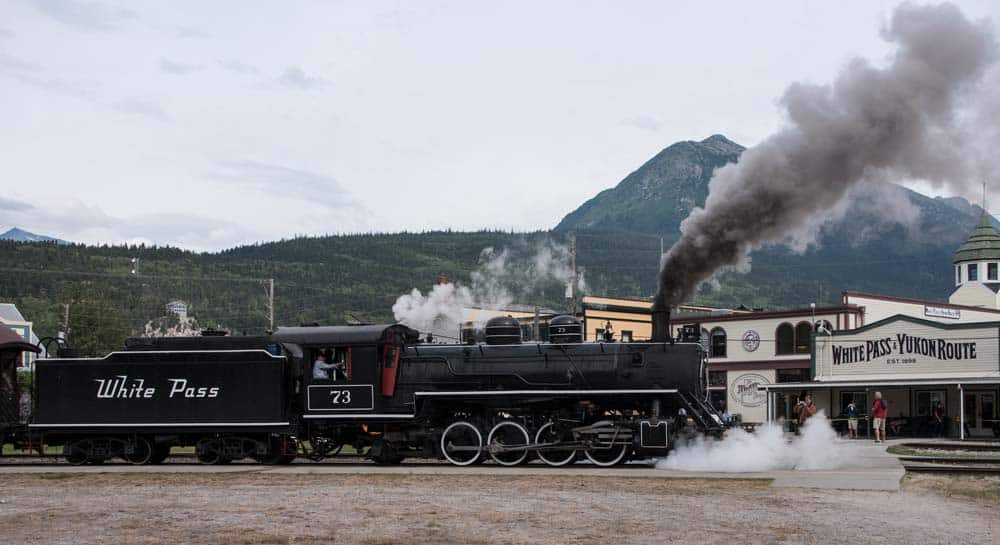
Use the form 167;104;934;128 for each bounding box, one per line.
2;0;999;251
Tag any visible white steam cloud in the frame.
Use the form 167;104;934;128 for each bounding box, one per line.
657;411;845;472
392;239;585;339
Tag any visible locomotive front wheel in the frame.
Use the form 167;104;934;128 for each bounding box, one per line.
486;421;530;466
584;444;629;467
124;437;154;465
534;422;577;467
440;421;483;466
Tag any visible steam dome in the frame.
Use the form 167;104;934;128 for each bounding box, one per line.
548;315;583;344
484;316;522;345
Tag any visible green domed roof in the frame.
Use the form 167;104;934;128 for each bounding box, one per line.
954;215;1000;263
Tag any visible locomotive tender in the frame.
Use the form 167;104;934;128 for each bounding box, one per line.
3;313;723;466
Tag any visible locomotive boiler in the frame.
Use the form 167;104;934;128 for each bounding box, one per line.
3;312;724;466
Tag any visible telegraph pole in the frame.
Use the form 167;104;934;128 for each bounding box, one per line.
570;233;578;315
264;278;275;333
61;303;70;339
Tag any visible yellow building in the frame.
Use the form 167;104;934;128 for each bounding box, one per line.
581;296;733;342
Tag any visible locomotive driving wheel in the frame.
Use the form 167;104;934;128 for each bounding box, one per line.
440;421;483;466
584;443;629;467
534;422;577;467
486;421;530;466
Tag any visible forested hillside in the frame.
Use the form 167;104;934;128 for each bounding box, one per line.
2;135;986;356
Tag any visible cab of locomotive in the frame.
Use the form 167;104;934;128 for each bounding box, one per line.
270;324;418;416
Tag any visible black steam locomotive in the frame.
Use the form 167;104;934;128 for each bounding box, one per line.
2;313;723;466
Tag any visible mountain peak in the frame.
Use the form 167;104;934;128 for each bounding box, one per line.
699;134;745;155
0;227;69;244
555;134;746;235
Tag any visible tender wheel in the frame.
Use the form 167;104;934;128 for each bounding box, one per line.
584;443;629;467
63;442;88;466
124;437;154;465
149;444;171;464
196;438;224;465
440;421;483;466
487;421;530;466
535;422;577;467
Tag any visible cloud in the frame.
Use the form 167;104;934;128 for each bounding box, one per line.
0;52;39;73
112;98;168;120
621;114;662;132
211;160;364;211
2;70;94;100
0;197;262;251
175;26;207;38
31;0;138;32
0;28;13;39
0;52;96;100
218;59;260;75
158;58;200;75
0;197;35;212
275;66;326;90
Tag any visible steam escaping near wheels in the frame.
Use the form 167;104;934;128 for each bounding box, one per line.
657;411;846;472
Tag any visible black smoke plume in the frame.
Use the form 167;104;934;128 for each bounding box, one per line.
655;2;998;311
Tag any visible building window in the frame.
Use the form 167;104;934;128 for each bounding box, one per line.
915;390;946;418
621;330;633;343
816;320;833;334
795;322;813;354
710;327;727;358
989;263;998;281
968;263;978;281
708;370;726;387
956;266;961;284
776;323;794;355
777;368;809;383
700;328;710;353
839;391;868;417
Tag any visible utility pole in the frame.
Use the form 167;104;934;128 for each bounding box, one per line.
570;233;578;315
660;237;664;256
265;278;275;333
61;303;70;339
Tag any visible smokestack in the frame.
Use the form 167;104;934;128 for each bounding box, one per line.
651;303;671;344
655;3;999;308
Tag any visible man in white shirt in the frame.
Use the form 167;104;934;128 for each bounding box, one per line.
312;352;339;381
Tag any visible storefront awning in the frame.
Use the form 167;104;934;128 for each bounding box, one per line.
761;377;1000;390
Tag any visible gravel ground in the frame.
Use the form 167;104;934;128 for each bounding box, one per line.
0;473;996;545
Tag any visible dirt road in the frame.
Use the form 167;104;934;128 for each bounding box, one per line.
1;473;996;545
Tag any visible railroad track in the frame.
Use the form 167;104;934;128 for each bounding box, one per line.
898;442;1000;453
899;456;1000;474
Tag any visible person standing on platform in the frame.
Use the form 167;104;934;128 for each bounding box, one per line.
795;394;817;428
872;391;888;443
932;401;945;437
846;399;859;439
